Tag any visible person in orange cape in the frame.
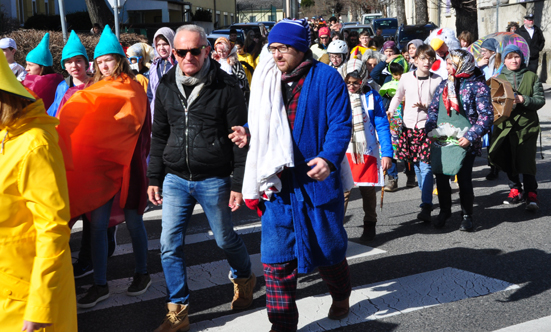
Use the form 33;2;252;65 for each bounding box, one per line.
0;50;77;332
21;33;63;110
56;25;151;309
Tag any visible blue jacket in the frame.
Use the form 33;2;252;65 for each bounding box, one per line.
370;60;392;86
261;61;352;273
47;79;70;117
363;88;393;158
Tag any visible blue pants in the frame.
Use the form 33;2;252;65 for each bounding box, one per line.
90;197;148;285
160;173;252;304
413;161;433;207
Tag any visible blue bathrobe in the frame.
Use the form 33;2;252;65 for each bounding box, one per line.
261;61;352;274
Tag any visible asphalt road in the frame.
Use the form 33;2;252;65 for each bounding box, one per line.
72;85;551;332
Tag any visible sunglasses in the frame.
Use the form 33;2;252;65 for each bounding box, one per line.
174;46;207;57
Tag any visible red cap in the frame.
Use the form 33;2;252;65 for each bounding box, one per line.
319;27;330;37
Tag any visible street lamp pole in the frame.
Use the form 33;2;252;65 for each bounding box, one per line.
114;0;120;40
57;0;68;43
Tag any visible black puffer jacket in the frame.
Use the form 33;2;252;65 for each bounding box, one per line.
147;59;248;192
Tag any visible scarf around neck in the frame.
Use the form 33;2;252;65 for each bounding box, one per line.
345;56;369;164
281;52;314;83
176;58;211;107
443;49;475;116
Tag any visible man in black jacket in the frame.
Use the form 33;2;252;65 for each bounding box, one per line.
147;24;254;332
517;13;546;74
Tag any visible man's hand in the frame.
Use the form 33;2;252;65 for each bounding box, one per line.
229;126;248;148
458;137;471;148
148;186;163;206
381;157;392;172
229;191;244;211
22;321;52;331
307;157;331;181
412;102;428;112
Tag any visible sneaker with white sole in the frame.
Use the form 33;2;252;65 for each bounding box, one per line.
504;188;523;205
73;259;94;279
77;284;110;309
525;192;539;211
127;273;152;296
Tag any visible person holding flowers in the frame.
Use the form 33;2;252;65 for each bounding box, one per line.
425;49;493;232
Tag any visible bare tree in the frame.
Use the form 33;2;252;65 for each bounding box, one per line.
427;0;478;40
85;0;114;28
415;0;429;24
394;0;407;26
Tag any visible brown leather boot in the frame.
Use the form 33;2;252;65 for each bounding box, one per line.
328;297;350;320
154;303;190;332
229;272;256;310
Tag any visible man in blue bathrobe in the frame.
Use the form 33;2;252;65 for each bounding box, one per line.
233;19;353;332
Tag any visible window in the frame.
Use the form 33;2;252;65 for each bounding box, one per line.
249;15;256;22
224;14;227;26
230;13;234;24
32;0;37;15
45;0;49;15
268;14;275;21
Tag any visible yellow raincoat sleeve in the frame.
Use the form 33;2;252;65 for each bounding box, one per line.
18;142;73;323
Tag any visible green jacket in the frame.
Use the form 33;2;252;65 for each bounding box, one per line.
489;66;545;175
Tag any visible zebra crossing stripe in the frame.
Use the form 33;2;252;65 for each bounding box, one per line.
492;315;551;332
191;267;519;331
77;241;385;313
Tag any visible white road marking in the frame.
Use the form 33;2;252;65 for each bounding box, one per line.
492;315;551;332
77;241;385;313
192;267;519;331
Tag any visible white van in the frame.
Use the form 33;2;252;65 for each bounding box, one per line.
362;13;383;25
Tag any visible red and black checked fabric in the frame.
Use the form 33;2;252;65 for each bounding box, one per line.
264;258;352;332
285;76;306;130
318;258;352;301
264;260;299;332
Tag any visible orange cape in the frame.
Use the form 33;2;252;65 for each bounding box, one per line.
56;75;147;218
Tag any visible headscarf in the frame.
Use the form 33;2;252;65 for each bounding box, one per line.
381;40;398;54
495;44;525;75
214;37;239;67
443;49;476;116
126;42;155;69
406;39;424;54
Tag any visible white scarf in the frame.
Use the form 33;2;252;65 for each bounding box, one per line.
242;55;294;201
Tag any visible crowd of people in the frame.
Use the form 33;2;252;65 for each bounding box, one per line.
0;12;546;332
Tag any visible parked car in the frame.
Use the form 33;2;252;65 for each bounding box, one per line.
342;21;360;27
340;24;375;37
395;23;439;51
230;22;274;37
206;28;245;47
361;13;383;25
372;18;398;39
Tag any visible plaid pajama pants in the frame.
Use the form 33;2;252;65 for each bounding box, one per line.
264;258;351;332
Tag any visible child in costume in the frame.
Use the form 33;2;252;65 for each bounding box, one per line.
22;33;63;109
388;44;443;223
57;25;152;309
0;50;77;332
343;56;393;241
425;49;493;232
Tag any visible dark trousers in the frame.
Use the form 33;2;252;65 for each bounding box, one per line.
435;153;476;216
508;173;538;194
527;56;539;74
343;187;377;223
78;215;116;264
264;258;351;332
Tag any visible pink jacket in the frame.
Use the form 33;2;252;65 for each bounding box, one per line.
388;71;442;129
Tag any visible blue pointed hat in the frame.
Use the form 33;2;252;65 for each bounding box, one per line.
26;32;53;67
61;31;89;69
94;25;126;59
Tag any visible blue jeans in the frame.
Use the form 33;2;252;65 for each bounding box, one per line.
90;197;149;285
413;161;433;207
160;173;252;304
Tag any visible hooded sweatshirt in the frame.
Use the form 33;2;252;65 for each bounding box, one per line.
0;97;77;331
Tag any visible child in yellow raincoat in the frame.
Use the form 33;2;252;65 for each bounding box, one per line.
0;50;77;331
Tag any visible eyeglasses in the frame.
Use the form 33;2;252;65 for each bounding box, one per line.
329;54;342;59
418;56;435;62
346;82;361;86
319;36;329;40
268;45;291;54
174;46;207;57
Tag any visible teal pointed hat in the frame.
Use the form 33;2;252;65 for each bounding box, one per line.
94;25;125;59
61;31;89;69
26;32;53;67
